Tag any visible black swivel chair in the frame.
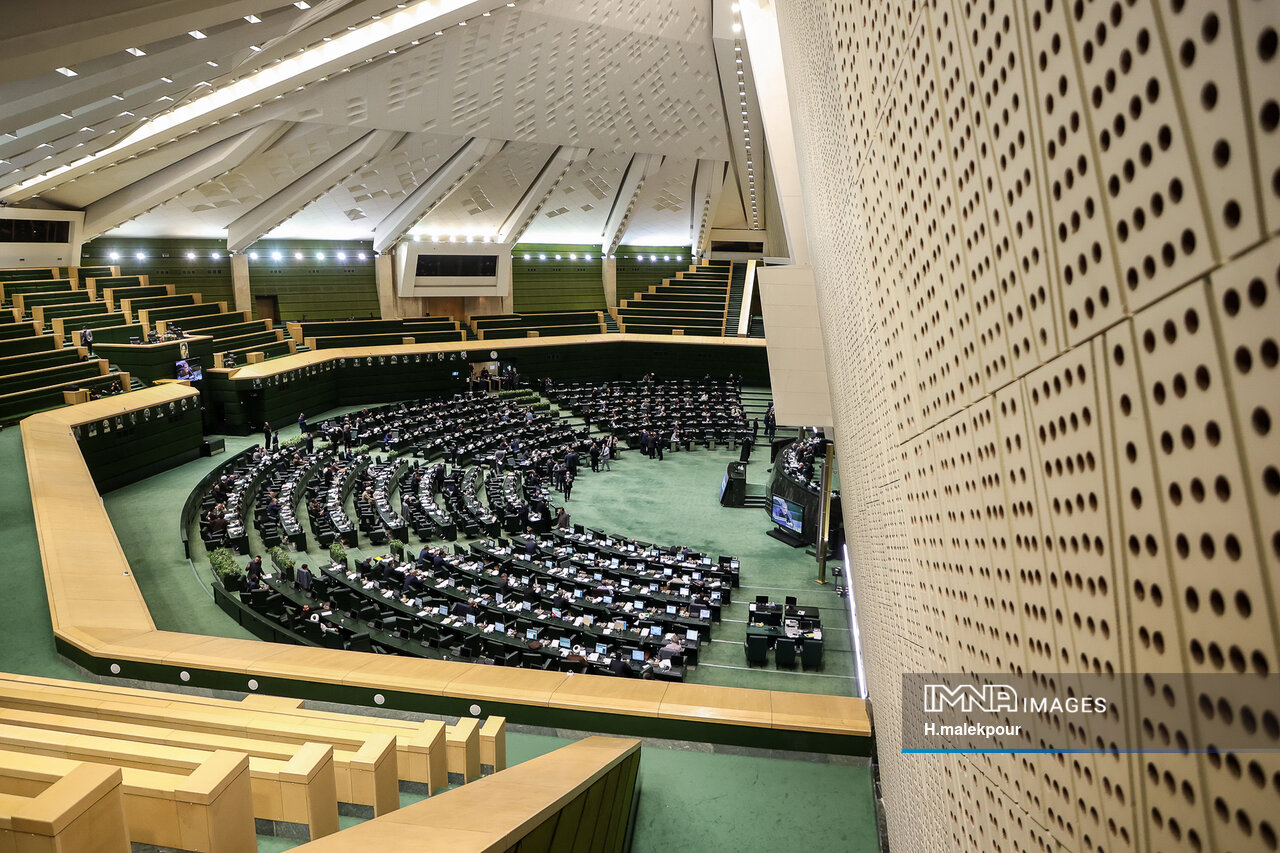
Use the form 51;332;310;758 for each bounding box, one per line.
774;639;798;667
744;632;769;665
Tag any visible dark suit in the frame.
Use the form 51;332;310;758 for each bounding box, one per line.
296;565;314;591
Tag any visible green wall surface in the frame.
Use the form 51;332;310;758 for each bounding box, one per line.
511;244;606;312
80;238;234;306
614;246;690;304
80;238;381;322
73;391;204;492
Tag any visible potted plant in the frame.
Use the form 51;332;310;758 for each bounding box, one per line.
329;540;348;568
210;548;244;590
268;545;295;573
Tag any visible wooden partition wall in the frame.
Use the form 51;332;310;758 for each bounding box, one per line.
22;378;870;755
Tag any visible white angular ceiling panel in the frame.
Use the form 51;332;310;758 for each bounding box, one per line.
276;0;727;159
413;140;556;238
109;122;368;237
620;155;696;246
520;148;631;244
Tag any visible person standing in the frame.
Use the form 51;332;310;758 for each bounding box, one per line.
80;326;94;355
764;405;777;442
600;442;611;471
563;471;574;501
589;442;600;472
262;420;272;447
298;412;307;434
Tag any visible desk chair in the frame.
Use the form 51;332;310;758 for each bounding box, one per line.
774;639;798;668
800;637;824;669
744;632;769;665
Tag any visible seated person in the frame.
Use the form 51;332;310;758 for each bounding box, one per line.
555;507;571;530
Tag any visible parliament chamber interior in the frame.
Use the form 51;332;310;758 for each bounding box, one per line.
0;1;1275;852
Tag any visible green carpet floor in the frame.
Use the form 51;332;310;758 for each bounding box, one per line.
0;408;878;853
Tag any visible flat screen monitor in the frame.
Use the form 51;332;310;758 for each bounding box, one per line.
770;496;804;533
593;572;603;580
692;572;702;581
699;608;712;620
620;579;631;588
552;608;563;618
631;649;645;661
545;559;553;568
595;643;609;655
686;629;700;642
649;625;662;636
711;592;722;601
701;556;712;565
665;604;677;615
437;605;448;615
493;622;504;633
526;628;538;640
719;472;730;501
465;613;476;625
558;637;571;649
574;589;584;598
522;601;531;610
634;600;645;609
603;595;613;604
610;558;619;567
730;560;740;569
663;568;673;577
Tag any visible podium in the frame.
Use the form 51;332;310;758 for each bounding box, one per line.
720;462;747;507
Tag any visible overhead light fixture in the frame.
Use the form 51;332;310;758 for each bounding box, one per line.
732;23;741;33
126;47;146;57
315;252;324;260
663;255;670;261
294;251;304;260
294;1;311;8
357;252;367;260
585;253;592;261
108;251;121;260
244;14;262;23
538;254;547;260
188;30;207;39
134;252;146;260
271;251;283;261
569;253;577;260
649;255;657;261
185;251;196;259
337;251;347;260
413;234;420;242
211;251;222;259
207;60;220;67
523;253;531;260
676;255;683;261
249;45;262;52
246;251;258;260
55;66;78;77
636;256;643;262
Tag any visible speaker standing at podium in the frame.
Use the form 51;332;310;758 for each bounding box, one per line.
739;436;753;463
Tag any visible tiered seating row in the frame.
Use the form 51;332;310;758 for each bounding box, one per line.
614;261;732;336
469;310;606;339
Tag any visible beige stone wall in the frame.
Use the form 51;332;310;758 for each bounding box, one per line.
775;1;1280;850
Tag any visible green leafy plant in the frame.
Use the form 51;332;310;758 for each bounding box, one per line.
329;540;347;566
209;548;244;589
268;545;295;572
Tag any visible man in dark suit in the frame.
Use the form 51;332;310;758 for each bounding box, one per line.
296;563;314;592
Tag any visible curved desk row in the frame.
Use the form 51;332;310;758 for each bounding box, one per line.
23;382;870;755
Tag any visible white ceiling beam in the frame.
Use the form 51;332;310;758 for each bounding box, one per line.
1;0;499;203
0;13;298;135
689;158;727;256
0;0;269;85
602;153;664;254
711;0;763;233
226;129;405;252
497;146;590;244
81;121;289;240
372;137;505;255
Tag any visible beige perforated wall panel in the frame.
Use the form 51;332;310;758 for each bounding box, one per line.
773;1;1280;851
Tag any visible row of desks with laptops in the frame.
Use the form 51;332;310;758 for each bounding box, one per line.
745;596;825;669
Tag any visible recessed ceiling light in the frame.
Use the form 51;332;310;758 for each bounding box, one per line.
207;60;219;67
315;252;324;260
271;251;283;260
294;1;311;8
294;252;304;260
161;76;173;83
126;47;146;57
337;251;346;260
538;254;547;260
732;23;741;33
523;254;531;260
55;66;78;77
244;14;261;23
109;252;121;260
249;45;262;52
248;251;258;259
569;253;577;260
188;30;207;39
357;252;367;260
134;252;146;260
186;251;196;259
